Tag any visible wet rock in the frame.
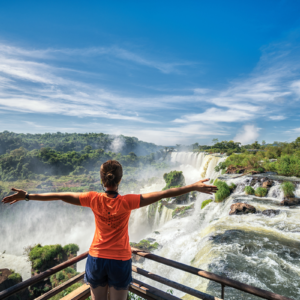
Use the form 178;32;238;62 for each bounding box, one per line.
229;203;256;215
280;197;300;206
260;177;269;182
262;209;280;216
172;203;194;218
147;238;156;243
226;165;246;174
262;180;273;188
132;254;145;264
0;269;29;300
250;178;259;186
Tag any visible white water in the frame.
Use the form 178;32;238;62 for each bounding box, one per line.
131;153;300;299
1;152;299;299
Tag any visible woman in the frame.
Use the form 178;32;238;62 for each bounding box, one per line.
2;160;217;300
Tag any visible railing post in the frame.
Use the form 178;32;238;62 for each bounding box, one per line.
221;284;225;299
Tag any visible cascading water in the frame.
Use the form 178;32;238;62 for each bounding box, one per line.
1;152;299;299
131;154;300;299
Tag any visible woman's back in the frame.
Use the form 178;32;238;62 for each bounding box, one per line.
80;192;140;260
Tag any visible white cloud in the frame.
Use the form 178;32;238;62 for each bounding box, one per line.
269;115;286;120
234;125;260;145
173;107;254;123
0;43;189;74
0;40;300;145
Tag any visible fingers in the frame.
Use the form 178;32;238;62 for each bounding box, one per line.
200;178;210;183
11;187;22;192
2;195;13;202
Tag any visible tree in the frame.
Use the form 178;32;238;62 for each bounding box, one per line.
262;140;266;145
251;141;260;149
212;138;219;145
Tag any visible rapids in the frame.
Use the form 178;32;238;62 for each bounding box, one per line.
0;152;299;299
130;152;300;299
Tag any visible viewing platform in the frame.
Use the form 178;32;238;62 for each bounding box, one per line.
0;247;293;300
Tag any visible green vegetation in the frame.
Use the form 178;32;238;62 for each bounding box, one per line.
128;291;145;300
0;131;161;156
7;270;22;284
130;239;159;251
48;283;82;300
228;183;236;192
244;186;255;195
210;138;300;177
163;171;185;190
281;181;295;197
162;170;188;203
63;244;79;256
214;162;227;172
201;199;213;209
198;140;241;155
172;204;194;218
214;181;231;202
50;267;78;287
0;131;172;200
29;244;63;270
28;243;79;271
255;187;268;197
0;131;165;182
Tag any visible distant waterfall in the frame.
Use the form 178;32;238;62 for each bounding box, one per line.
169;152;224;180
170;152;206;169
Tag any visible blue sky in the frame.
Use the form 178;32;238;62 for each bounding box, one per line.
1;0;300;145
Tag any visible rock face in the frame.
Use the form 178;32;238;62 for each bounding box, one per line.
262;209;280;216
280;197;300;206
229;203;256;215
172;204;194;218
262;180;273;188
163;171;188;204
0;269;29;300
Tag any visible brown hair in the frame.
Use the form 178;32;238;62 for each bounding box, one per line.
100;160;123;188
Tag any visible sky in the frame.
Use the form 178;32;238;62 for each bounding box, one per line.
1;0;300;146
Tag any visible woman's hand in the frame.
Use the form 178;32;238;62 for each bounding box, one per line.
2;188;27;205
193;179;218;195
140;178;218;207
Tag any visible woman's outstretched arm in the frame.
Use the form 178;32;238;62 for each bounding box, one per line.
1;188;81;206
140;178;217;207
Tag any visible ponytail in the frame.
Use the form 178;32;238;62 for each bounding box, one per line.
100;160;123;188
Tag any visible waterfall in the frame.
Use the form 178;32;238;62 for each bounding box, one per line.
132;155;300;299
129;182;165;242
169;152;224;181
153;206;173;229
2;151;299;298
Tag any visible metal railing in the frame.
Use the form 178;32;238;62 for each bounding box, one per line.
0;247;294;300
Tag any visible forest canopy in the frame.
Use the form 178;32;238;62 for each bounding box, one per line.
0;131;164;181
0;131;161;156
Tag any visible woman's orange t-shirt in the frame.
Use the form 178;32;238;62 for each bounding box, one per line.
79;192;140;261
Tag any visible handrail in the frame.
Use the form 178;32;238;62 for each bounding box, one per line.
131;247;294;300
35;271;85;300
132;279;181;300
0;247;295;300
57;278;182;300
132;265;221;300
0;251;88;300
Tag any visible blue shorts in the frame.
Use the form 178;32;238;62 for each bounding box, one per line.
84;254;132;290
